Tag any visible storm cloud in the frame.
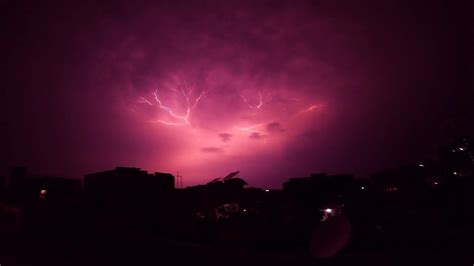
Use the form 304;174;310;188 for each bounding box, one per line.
2;0;470;188
218;133;233;142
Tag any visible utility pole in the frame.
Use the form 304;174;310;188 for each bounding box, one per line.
176;171;183;188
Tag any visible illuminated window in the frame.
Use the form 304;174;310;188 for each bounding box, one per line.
386;187;398;192
40;189;47;199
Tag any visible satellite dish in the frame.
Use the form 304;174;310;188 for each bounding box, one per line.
309;215;352;258
223;171;240;180
207;177;221;184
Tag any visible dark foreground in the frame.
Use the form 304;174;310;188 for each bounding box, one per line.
0;224;472;266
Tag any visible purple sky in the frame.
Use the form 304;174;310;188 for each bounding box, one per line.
2;0;472;188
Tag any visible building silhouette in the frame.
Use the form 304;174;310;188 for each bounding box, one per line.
84;167;175;210
7;167;81;206
283;173;356;204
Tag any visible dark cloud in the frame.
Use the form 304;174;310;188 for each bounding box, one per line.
249;132;265;140
266;122;285;134
201;147;223;153
218;133;233;142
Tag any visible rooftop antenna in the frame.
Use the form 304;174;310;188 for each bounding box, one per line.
176;171;183;188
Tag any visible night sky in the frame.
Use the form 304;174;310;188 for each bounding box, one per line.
2;0;472;188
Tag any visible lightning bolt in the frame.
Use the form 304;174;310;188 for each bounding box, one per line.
300;104;324;113
240;91;272;109
193;90;206;109
136;78;323;135
152;90;190;124
138;97;153;106
138;80;206;127
149;120;188;126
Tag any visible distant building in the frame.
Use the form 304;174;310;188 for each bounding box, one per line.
439;137;474;177
370;165;428;194
154;172;175;192
84;167;175;210
8;167;81;206
283;173;355;204
178;174;252;222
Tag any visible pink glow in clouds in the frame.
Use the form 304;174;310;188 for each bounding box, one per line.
3;1;467;188
129;73;325;186
98;2;342;186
